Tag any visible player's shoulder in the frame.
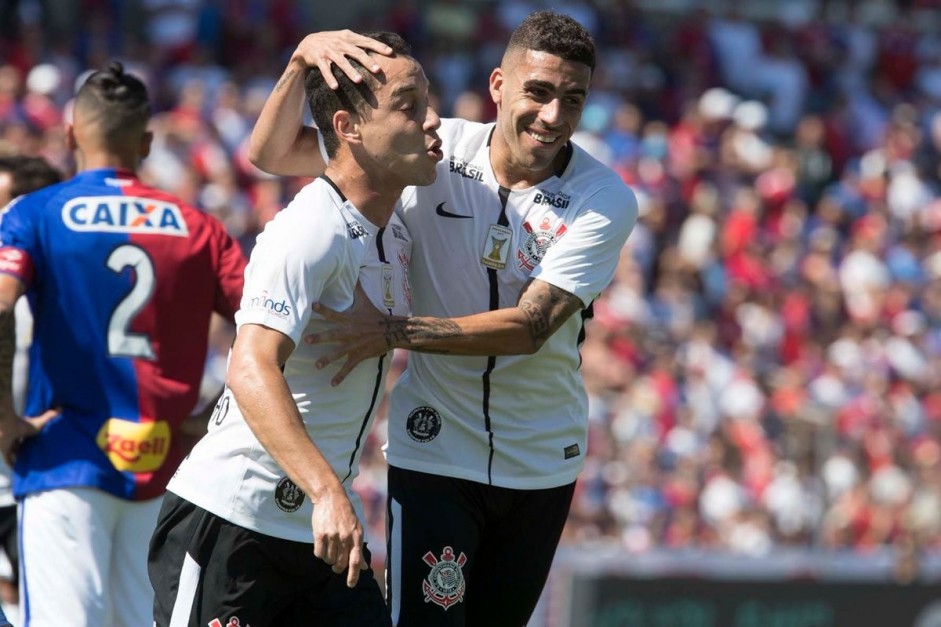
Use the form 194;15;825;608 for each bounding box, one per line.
567;143;629;191
256;177;348;246
3;177;71;214
278;176;345;228
564;146;638;223
128;182;210;222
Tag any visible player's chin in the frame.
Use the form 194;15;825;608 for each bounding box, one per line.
414;165;438;187
407;157;440;186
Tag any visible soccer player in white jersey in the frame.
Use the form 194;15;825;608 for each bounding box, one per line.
148;31;442;627
249;13;637;626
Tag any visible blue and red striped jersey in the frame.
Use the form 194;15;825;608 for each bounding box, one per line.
0;168;246;500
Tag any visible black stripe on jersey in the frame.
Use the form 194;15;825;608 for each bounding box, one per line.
577;301;594;368
376;227;393;315
341;353;386;483
376;227;387;262
341;226;392;481
481;186;512;484
320;174;347;202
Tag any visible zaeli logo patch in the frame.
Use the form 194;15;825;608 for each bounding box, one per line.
422;546;468;610
208;617;250;627
95;418;171;473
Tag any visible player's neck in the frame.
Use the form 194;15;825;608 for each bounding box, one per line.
324;166;399;228
489;132;569;190
75;150;139;174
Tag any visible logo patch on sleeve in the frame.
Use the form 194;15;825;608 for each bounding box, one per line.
564;443;580;459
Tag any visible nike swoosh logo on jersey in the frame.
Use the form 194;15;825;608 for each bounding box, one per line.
435;202;472;219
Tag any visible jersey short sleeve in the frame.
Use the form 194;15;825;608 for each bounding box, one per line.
0;193;46;286
235;185;342;346
530;181;637;306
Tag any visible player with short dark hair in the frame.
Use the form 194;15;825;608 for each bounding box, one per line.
250;12;637;626
0;61;247;627
148;31;442;626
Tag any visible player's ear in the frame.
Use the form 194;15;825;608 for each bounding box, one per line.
65;124;78;151
334;110;360;147
489;67;504;106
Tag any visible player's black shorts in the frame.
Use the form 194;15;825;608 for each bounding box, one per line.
149;492;391;627
386;465;575;627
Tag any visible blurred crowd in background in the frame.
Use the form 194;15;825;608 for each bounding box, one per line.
3;0;941;572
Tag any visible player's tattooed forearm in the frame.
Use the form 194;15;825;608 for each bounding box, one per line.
520;284;580;343
382;318;461;352
413;319;462;341
382;318;410;349
275;68;298;92
520;299;551;341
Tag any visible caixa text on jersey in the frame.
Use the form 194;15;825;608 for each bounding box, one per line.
61;196;190;236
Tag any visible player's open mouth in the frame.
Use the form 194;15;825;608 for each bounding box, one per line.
427;140;443;160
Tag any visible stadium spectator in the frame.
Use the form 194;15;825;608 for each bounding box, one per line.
0;62;245;627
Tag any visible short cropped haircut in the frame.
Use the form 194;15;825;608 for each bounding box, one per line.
305;31;411;158
505;11;596;74
74;61;151;148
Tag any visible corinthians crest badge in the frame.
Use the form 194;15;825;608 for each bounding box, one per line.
518;216;567;271
422;546;467;610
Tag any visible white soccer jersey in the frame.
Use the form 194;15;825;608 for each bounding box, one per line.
168;176;412;542
387;118;637;489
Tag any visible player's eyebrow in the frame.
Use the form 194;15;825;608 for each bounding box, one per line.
522;79;587;98
389;82;420;100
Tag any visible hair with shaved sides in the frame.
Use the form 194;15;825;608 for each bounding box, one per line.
305;31;412;158
504;11;596;74
73;61;151;149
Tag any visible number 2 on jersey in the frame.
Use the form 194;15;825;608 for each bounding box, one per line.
106;244;156;359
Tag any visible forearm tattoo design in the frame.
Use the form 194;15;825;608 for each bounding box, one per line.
520;283;579;343
275;68;298;92
382;317;462;353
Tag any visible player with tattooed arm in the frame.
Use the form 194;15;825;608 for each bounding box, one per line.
250;13;637;626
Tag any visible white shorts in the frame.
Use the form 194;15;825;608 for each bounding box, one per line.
19;486;162;627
